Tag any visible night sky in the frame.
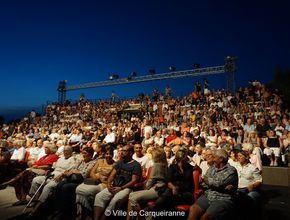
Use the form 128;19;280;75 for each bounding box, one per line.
0;0;289;120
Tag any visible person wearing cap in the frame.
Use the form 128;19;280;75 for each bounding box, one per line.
0;142;59;206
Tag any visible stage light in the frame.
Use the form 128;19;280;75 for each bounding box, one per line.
169;66;176;71
109;74;119;80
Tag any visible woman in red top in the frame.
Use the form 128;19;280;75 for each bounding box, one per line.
0;142;59;206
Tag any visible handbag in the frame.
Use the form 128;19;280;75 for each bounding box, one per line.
66;173;84;184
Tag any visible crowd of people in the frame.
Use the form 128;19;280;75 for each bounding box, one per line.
0;80;289;220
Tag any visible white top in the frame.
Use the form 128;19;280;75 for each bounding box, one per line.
199;161;209;178
52;156;78;177
144;126;153;137
233;163;262;188
132;154;152;169
68;133;83;143
191;153;202;166
154;136;164;147
28;147;42;160
49;133;60;140
103;132;116;143
56;145;65;156
37;147;47;160
10;146;26;161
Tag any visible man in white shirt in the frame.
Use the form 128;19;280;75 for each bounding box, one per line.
68;128;83;152
49;129;60;141
132;144;152;174
10;139;26;161
103;128;116;144
36;140;48;161
29;145;77;215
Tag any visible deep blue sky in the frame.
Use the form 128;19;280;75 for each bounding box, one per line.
0;0;290;119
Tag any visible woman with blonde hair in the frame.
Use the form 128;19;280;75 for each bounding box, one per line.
127;148;168;220
149;147;195;211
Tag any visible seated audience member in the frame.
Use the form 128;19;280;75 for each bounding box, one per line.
234;151;262;206
0;143;59;206
167;131;189;147
93;145;142;220
28;145;77;216
68;128;83;153
164;145;172;165
26;139;44;166
55;140;65;156
103;128;116;144
205;129;218;148
234;128;244;150
263;130;282;166
0;140;10;164
188;149;238;220
242;143;263;172
217;129;234;148
141;132;154;150
165;128;176;144
127;148;167;220
153;130;164;147
132;143;152;178
9;139;27;170
91;141;105;160
0;140;11;182
223;144;236;166
75;146;114;219
149;147;195;211
191;142;204;166
246;131;261;149
51;147;96;219
199;147;216;179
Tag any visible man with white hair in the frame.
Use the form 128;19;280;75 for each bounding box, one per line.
188;149;238;220
29;145;77;216
56;140;65;156
10;139;26;162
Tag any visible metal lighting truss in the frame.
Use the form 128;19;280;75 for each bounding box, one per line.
67;66;225;91
57;58;236;103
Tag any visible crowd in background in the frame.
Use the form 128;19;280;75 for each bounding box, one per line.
0;79;289;219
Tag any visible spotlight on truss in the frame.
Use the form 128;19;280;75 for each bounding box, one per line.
169;66;176;71
109;74;119;80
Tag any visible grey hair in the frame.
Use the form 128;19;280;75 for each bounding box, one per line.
205;146;217;153
215;149;228;164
